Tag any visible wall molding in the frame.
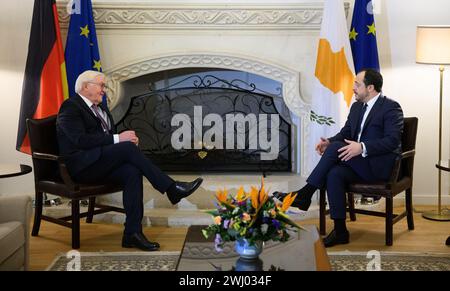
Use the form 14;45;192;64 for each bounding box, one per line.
57;1;349;30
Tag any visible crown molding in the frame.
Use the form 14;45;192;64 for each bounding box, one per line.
56;1;349;30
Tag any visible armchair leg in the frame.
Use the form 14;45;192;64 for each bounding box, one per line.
348;193;356;221
405;188;414;230
385;196;393;246
32;191;43;236
86;197;96;223
319;189;326;235
71;199;80;249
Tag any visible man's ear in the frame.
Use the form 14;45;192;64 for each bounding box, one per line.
367;84;375;92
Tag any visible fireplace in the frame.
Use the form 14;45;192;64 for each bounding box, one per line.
115;68;292;172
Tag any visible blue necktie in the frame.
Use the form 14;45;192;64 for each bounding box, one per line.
355;103;368;139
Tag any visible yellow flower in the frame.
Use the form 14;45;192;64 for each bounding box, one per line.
236;186;248;202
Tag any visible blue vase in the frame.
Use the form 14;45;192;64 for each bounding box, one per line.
234;238;263;260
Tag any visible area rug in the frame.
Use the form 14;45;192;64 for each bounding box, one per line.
46;250;450;271
46;251;180;271
328;251;450;271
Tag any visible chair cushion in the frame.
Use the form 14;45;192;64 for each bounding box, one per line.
0;221;24;265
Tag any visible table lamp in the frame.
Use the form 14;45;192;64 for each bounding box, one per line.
416;25;450;221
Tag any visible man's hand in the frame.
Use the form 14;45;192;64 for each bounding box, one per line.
315;137;330;155
338;139;363;161
119;130;139;145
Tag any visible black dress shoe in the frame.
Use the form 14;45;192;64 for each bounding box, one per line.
122;233;160;251
272;191;312;211
167;178;203;205
323;230;349;248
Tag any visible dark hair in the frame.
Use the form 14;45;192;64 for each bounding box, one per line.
360;68;383;92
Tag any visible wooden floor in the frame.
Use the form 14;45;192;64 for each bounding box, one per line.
29;206;450;271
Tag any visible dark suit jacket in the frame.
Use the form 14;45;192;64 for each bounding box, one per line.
56;94;117;176
328;95;404;181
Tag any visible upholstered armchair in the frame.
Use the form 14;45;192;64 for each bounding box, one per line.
0;194;32;270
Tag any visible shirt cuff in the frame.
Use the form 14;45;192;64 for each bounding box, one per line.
361;142;367;157
113;134;119;144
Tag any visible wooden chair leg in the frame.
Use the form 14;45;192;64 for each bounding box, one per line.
86;197;96;223
347;193;356;221
385;196;393;246
32;191;43;236
71;199;80;249
319;189;326;235
405;188;414;230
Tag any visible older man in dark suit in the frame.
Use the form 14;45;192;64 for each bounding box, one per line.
274;69;403;247
56;70;203;251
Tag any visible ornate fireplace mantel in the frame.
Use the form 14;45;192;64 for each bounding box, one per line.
56;2;346;31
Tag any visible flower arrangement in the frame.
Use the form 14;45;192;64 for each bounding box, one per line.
202;178;304;251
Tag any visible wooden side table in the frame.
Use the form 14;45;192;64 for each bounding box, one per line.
0;164;32;178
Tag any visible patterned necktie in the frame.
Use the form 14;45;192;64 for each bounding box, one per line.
356;103;368;139
91;104;110;132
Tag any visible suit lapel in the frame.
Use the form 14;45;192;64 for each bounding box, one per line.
74;94;98;120
361;95;385;135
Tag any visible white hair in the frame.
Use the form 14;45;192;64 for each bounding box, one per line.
74;70;105;94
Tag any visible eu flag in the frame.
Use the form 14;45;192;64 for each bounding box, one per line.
349;0;380;73
65;0;104;102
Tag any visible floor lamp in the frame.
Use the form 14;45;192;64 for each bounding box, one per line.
416;25;450;221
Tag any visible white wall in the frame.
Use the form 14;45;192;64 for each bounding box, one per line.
0;0;449;204
373;0;450;204
0;0;35;195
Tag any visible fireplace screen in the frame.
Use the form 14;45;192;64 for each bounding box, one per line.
116;71;292;172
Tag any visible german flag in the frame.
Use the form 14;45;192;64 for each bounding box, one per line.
16;0;68;154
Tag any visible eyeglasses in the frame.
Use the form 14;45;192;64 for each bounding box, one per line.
87;82;110;90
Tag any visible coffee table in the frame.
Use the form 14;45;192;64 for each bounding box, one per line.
176;224;331;271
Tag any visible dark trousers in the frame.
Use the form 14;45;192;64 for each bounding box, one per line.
73;142;174;234
307;141;379;219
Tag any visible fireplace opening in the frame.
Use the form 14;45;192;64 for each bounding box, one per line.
116;68;294;173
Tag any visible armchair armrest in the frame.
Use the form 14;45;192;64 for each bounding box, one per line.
0;195;32;225
32;152;58;161
401;149;415;159
32;152;79;191
388;149;416;184
0;195;32;270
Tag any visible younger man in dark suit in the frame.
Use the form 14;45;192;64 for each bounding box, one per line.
56;70;203;251
274;69;403;247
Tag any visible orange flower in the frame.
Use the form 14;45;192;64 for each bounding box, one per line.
259;178;269;205
216;189;228;204
280;192;298;212
214;216;222;225
250;186;259;209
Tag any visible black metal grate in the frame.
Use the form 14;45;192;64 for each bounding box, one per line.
116;75;292;172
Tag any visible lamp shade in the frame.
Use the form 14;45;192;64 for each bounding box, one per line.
416;26;450;65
